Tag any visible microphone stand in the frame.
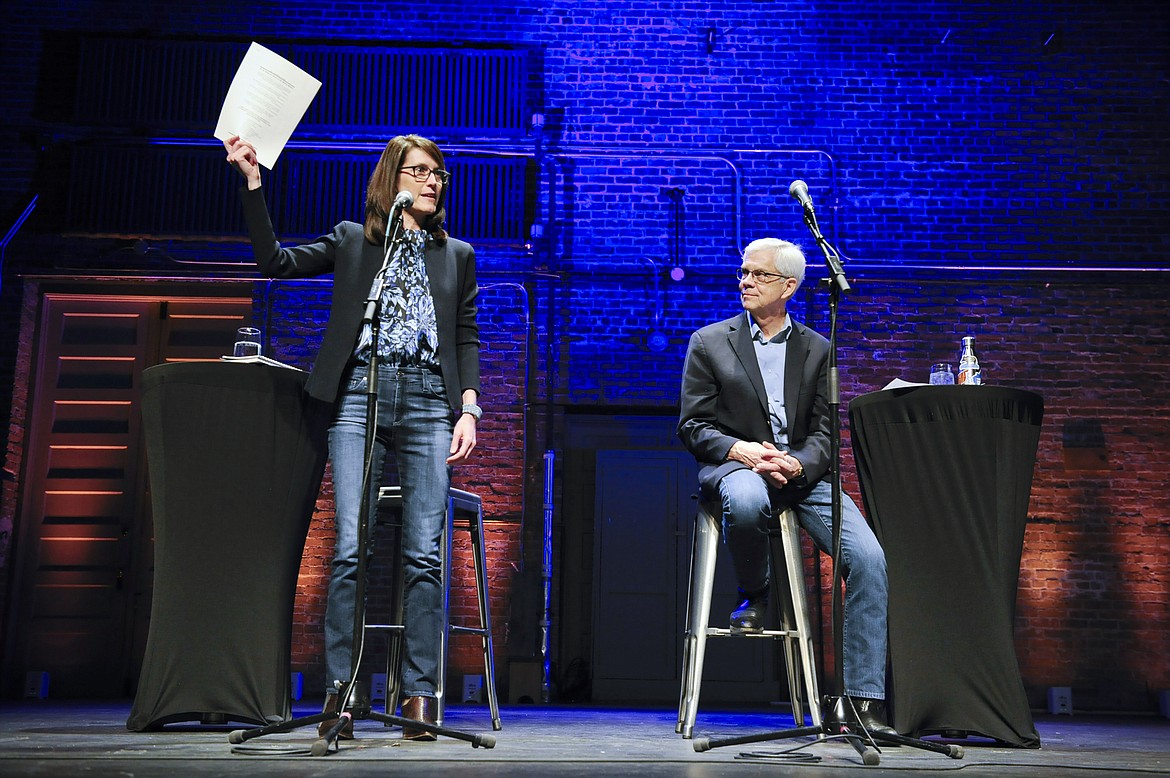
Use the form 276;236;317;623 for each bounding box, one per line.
692;198;962;767
228;208;494;756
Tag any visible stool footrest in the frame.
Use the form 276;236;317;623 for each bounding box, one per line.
704;627;802;638
449;625;490;637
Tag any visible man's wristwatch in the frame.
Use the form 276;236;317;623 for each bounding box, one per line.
461;403;483;421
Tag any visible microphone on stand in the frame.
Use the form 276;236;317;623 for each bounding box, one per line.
365;190;417;324
789;179;851;293
789;179;822;238
788;179;815;215
388;190;415;227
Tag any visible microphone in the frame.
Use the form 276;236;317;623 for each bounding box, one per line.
389;190;415;224
367;189;418;320
788;179;814;214
789;179;851;293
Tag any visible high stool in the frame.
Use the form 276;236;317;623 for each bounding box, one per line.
365;486;502;731
676;500;822;739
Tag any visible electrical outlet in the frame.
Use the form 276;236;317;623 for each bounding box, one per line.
462;674;484;704
24;671;48;700
1047;686;1073;715
371;673;387;702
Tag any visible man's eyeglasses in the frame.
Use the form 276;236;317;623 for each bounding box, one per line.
736;268;788;284
399;165;451;185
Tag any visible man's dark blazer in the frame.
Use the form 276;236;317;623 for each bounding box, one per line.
240;186;480;410
677;311;832;500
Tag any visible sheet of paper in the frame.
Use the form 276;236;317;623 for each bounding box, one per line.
220;354;303;371
882;378;927;390
214;42;322;169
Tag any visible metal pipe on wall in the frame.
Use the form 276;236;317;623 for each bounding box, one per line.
541;449;555;704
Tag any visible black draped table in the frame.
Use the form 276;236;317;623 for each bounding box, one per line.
848;385;1043;748
127;362;329;730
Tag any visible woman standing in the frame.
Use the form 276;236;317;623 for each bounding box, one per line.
225;134;481;741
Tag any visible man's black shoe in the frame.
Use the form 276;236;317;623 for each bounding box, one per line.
850;697;898;738
730;593;767;632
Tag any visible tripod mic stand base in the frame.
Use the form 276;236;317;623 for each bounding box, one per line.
227;708;496;755
822;695;964;761
691;694;964;766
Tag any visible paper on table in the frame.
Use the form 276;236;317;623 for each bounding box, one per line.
213;42;322;169
882;378;927;390
220;354;303;371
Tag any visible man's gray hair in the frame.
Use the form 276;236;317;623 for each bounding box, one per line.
742;238;806;290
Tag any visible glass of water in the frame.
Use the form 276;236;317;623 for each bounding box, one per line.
929;363;955;385
233;327;262;358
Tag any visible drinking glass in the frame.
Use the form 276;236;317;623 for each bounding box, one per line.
233;327;262;358
929;363;955;385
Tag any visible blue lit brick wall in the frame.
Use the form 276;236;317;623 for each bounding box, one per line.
0;0;1167;710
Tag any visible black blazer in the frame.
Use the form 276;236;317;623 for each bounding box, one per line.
240;186;480;409
677;312;831;498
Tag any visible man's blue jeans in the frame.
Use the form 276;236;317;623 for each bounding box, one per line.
325;365;453;700
719;469;889;699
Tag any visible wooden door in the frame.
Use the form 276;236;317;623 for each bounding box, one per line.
5;291;253;697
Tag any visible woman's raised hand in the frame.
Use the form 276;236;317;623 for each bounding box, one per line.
224;135;262;190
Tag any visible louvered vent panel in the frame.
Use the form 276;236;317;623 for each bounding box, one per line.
276;153;371;236
72;37;528;136
74;38;239;127
65;145;527;245
447;157;526;243
66;145;239;237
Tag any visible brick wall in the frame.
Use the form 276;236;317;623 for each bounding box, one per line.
0;0;1167;710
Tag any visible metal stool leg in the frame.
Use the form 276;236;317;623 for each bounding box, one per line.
435;496;452;725
775;508;821;730
444;489;502;730
769;525;805;725
676;513;699;734
380;505;405;717
676;508;701;734
465;494;502;730
677;504;720;739
355;491;405;720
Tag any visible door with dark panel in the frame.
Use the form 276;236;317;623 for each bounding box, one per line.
591;449;780;704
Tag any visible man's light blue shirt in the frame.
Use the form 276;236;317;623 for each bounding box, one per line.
749;315;792;448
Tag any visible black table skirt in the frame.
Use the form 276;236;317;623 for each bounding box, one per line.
127;362;330;730
849;385;1043;748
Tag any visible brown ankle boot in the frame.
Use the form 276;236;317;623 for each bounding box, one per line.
401;695;437;741
317;693;354;740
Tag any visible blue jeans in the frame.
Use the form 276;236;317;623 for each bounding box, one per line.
719;469;888;699
325;365;453;699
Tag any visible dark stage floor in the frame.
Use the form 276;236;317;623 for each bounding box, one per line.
0;700;1167;777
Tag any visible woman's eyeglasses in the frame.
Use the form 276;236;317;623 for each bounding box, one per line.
399;165;451;185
